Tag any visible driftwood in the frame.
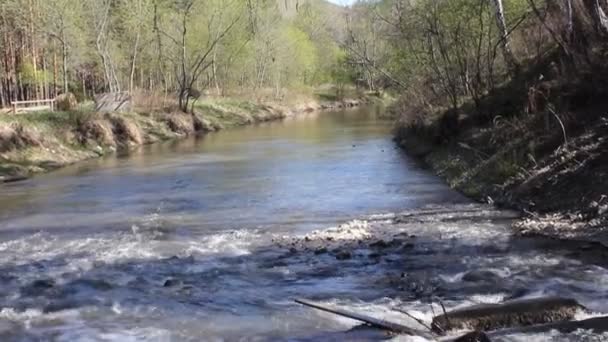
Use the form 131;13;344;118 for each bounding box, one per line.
432;297;584;333
448;316;608;341
297;297;605;341
489;315;608;337
295;299;435;339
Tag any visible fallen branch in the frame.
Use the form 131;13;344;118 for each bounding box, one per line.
548;106;568;147
295;298;436;339
392;307;434;332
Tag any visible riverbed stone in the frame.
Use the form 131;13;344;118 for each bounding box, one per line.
370;240;390;249
314;248;328;255
453;331;492;342
462;270;501;283
163;278;183;288
334;250;352;260
400;242;415;251
20;279;56;296
431;297;584;333
67;278;113;291
368;252;382;259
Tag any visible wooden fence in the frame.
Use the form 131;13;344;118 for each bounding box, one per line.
10;99;56;114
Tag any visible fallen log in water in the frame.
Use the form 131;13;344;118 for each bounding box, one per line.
488;315;608;337
432;297;585;333
448;315;608;341
295;298;436;339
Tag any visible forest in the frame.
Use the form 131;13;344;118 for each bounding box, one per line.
3;0;606;113
0;0;354;111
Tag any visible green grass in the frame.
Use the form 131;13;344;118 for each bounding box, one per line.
0;110;71;127
194;98;269;129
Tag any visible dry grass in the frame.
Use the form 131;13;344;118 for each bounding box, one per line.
106;114;143;146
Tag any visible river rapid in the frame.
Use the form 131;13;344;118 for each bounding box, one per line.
0;107;607;341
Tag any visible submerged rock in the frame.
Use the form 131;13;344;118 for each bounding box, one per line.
43;298;98;313
66;278;113;292
20;279;56;296
453;331;492;342
370;240;390;249
314;248;328;255
432;297;584;333
462;270;501;283
163;278;183;288
334;250;352;260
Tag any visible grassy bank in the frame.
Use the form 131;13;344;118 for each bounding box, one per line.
395;55;608;245
0;91;372;182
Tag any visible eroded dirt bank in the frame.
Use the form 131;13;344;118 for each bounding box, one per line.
0;97;369;182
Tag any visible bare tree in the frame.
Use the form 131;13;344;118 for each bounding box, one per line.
590;0;608;34
160;0;242;112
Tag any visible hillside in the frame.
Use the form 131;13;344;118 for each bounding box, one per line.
391;1;608;244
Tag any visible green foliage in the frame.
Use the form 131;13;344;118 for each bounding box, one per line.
18;63;53;86
279;25;318;85
0;0;351;106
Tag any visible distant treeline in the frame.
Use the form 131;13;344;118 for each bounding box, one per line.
0;0;358;111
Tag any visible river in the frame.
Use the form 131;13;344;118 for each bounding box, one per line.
0;107;607;341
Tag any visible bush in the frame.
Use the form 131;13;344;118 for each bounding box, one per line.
55;93;78;111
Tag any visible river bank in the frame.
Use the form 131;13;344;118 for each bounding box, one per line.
395;92;608;246
0;95;371;183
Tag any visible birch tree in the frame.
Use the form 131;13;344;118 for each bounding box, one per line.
490;0;519;72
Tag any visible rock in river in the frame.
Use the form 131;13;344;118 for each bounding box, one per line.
461;269;502;283
334;250;352;260
20;279;56;296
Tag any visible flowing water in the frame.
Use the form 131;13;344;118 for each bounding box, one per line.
0;107;607;341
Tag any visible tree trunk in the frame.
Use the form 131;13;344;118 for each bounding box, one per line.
42;52;48;99
53;42;58;97
28;0;40;100
591;0;608;35
62;40;68;93
566;0;574;36
129;31;141;94
490;0;519;73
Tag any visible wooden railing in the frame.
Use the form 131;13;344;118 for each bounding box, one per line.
11;99;55;114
